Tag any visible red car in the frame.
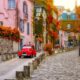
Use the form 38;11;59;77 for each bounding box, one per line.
18;45;36;58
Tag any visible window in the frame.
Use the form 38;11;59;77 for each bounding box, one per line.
0;21;3;26
8;0;16;9
23;1;28;18
27;22;30;35
62;13;68;20
20;39;23;50
70;13;76;20
36;8;42;13
19;19;24;32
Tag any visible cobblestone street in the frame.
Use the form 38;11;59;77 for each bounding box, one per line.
31;49;80;80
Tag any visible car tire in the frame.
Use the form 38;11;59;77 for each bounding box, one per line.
19;56;21;58
33;54;36;57
31;55;33;58
34;55;36;57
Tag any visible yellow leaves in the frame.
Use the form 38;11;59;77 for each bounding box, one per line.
76;6;80;18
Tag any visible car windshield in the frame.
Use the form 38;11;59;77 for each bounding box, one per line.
23;46;31;49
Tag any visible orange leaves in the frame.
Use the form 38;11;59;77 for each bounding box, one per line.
76;6;80;19
56;21;60;30
52;31;58;39
48;30;58;39
37;37;43;43
0;26;20;42
44;42;52;51
46;0;53;12
47;14;53;24
47;5;51;12
53;6;58;14
76;6;80;14
46;0;53;24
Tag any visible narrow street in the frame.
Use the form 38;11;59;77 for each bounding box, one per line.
31;48;80;80
0;52;43;80
0;58;32;79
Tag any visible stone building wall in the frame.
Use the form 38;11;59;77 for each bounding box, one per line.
0;38;18;54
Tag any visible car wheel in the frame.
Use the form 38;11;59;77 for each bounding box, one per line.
19;56;21;58
34;55;36;57
32;54;36;57
31;55;33;58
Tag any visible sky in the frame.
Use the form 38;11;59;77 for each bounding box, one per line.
54;0;80;11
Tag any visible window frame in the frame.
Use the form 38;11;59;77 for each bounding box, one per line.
19;19;24;33
8;0;16;9
0;21;3;26
23;1;28;18
27;22;30;35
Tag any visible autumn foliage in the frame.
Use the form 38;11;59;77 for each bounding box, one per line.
47;14;53;24
44;42;53;55
0;26;20;42
37;37;43;43
48;30;58;39
76;6;80;19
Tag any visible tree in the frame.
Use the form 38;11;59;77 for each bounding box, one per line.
76;6;80;19
35;14;43;36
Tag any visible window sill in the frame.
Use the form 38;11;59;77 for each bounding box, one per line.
7;8;16;10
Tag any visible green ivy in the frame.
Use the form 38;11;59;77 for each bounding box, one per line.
35;14;43;35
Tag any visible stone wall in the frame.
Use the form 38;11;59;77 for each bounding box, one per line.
13;41;19;52
0;37;18;54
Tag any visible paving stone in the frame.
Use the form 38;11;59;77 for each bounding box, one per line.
31;49;80;80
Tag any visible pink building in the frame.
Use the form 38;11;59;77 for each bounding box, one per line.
0;0;34;50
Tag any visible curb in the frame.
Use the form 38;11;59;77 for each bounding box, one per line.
5;52;46;80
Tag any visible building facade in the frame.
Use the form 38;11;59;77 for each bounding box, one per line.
59;10;78;48
34;0;47;51
0;0;34;51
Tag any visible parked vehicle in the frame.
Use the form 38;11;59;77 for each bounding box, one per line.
18;45;36;58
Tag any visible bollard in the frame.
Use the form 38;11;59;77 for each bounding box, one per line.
28;62;33;74
39;55;42;62
42;54;45;60
16;71;24;80
32;59;37;70
24;66;30;79
37;57;40;66
35;58;38;67
41;54;44;61
39;56;41;63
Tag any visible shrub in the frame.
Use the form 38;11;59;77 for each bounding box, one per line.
44;42;53;55
0;26;20;42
